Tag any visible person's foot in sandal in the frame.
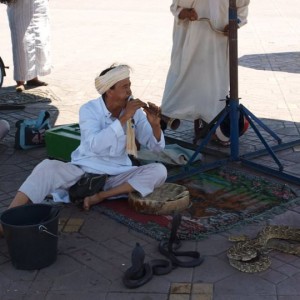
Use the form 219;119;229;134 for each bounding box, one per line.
26;77;48;87
16;81;25;93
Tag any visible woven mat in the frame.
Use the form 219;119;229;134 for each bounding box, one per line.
0;88;60;105
96;167;299;241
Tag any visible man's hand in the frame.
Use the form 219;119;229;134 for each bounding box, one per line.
223;24;229;36
119;99;146;126
143;102;162;141
178;8;198;21
143;102;161;126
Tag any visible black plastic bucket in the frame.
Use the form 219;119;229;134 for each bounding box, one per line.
0;204;60;270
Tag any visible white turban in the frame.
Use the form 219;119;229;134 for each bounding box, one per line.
95;65;130;95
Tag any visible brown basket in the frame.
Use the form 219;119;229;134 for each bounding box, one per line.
128;183;190;215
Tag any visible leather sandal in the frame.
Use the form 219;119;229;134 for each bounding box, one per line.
26;79;48;87
16;84;25;93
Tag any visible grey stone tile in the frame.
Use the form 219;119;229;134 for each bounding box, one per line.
80;213;130;242
271;252;299;265
50;268;111;293
259;269;288;284
291;257;300;269
28;279;54;293
23;293;48;300
101;238;133;255
214;296;276;300
196;234;230;256
277;273;300;295
7;279;32;294
111;274;171;294
45;291;107;300
161;266;193;283
0;261;38;281
291;205;300;213
37;255;85;280
193;256;235;283
268;211;300;227
69;249;124;281
0;291;27;300
214;273;276;296
86;241;128;262
275;263;300;277
57;233;96;255
106;293;168;300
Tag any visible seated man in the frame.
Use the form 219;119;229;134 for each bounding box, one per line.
0;64;167;236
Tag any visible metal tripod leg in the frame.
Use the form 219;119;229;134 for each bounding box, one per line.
239;106;283;170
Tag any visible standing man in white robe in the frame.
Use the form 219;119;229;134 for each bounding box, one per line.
4;0;51;92
161;0;250;140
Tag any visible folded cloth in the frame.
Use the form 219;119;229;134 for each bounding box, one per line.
50;189;71;203
137;144;202;165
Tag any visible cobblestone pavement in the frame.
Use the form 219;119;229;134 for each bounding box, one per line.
0;1;300;299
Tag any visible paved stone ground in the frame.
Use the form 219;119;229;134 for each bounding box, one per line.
0;1;300;299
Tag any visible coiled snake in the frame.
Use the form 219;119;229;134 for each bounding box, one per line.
227;225;300;273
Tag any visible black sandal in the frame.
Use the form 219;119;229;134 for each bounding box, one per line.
26;79;48;87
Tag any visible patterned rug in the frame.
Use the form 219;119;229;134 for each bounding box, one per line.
0;88;60;106
96;167;299;241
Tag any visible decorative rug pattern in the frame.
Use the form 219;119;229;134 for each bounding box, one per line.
0;88;60;105
97;167;299;241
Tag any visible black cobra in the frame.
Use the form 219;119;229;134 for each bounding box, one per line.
123;243;173;289
158;214;204;268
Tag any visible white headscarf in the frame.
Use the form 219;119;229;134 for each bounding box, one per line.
95;65;130;95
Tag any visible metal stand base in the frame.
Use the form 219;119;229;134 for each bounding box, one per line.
167;100;300;185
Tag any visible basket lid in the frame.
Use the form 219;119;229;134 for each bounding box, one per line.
128;183;190;215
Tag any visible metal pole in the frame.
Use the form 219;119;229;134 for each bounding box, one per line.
228;0;239;160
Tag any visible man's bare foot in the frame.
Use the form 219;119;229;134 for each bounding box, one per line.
83;193;105;211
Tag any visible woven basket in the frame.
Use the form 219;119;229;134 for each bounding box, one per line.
128;183;190;215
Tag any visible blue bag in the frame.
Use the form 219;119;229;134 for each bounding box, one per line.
15;110;51;150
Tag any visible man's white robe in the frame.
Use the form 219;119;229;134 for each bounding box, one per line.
7;0;51;81
161;0;250;123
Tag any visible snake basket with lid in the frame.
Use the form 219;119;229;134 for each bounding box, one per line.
0;204;60;270
128;183;190;215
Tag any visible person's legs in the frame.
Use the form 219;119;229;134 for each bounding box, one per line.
83;182;134;211
0;191;30;236
83;163;167;211
8;191;31;209
0;160;83;237
17;159;84;204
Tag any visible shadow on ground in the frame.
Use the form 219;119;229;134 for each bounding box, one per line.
239;51;300;73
